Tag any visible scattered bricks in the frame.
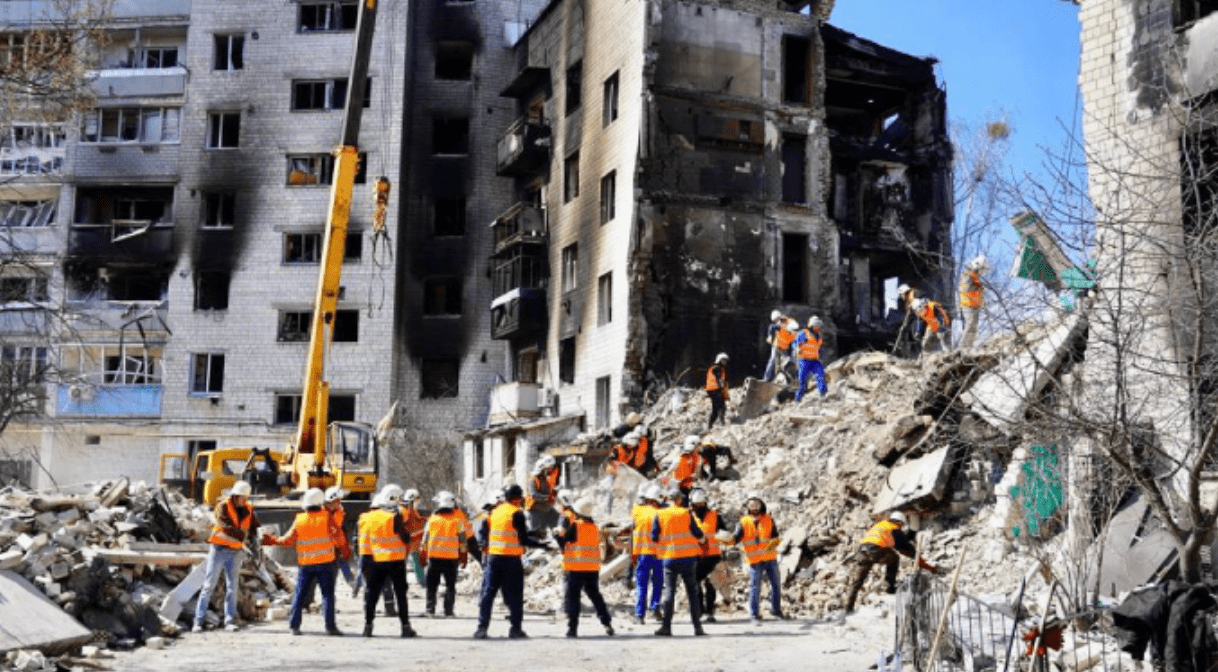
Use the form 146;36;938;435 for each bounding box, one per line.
50;560;72;580
266;606;289;620
56;508;81;524
52;527;78;550
15;533;35;551
12;650;48;671
34;511;58;530
0;549;23;570
145;637;166;650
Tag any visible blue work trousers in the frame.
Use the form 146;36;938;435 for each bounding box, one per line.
795;359;826;401
194;545;241;627
478;555;524;631
288;563;337;630
748;559;782;618
634;554;663;617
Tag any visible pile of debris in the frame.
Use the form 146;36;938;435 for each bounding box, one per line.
0;478;291;665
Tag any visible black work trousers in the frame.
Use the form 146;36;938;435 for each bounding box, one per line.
363;558;410;625
661;558;701;630
425;557;459;616
695;555;721;615
564;570;612;631
477;555;524;631
707;391;727;429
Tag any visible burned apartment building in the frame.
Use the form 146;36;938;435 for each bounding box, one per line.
464;0;951;494
0;0;403;488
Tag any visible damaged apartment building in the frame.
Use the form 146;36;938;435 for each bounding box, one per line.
464;0;951;496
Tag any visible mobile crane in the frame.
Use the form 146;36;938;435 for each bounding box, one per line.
160;0;386;505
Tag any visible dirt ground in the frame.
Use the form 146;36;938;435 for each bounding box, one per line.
108;581;896;672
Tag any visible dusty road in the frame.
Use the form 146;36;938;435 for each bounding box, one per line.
109;585;895;672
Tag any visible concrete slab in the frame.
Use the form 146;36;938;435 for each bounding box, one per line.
0;570;93;655
736;377;786;420
1089;496;1176;595
871;445;955;514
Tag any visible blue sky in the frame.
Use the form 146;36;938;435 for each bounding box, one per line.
829;0;1082;184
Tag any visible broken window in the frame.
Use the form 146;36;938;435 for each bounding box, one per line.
564;152;580;203
291;78;369;111
603;71;619;127
561;243;578;292
274;394;302;424
420;358;460;399
595;376;610;429
298;1;359;32
434;197;466;236
435;42;473;80
0;123;66;175
274;393;353;424
0;276;48;303
517;348;539;384
102;346;160;385
1176;0;1218;25
503;435;517;474
0;31;71;73
131;47;177;69
194;271;230;310
782;36;811;104
781;134;807;204
283;232;362;263
597;272;612;325
782;232;808;303
559;336;575;384
190;353;225;394
286;153;367;185
346;231;362;260
214;34;244;70
433;117;470;154
472;439;486;479
106;271;168;301
74;187;174;227
1;345;47;385
0;200;55;227
600;171;616;224
277;309;359;342
424;277;463;315
206;112;240;149
80;107;180;144
565;61;582;116
200;192;236;229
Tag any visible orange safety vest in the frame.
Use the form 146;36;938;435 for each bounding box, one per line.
207;498;250;550
525;468;559;510
327;505;351;560
774;323;796;350
740;514;777;564
655;506;702;560
917;300;949;333
292;510;338;566
797;328;822;361
562;519;601;572
705;365;728;394
455;508;475;539
359;509;407;562
673;452;700;489
695;508;720;557
631;504;657;557
634;436;650;469
859;519;901;550
959;270;983;308
488;503;524;556
425;511;464;560
399;506;426;546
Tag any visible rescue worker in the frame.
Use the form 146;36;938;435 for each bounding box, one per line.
323;487;355;585
705;353;730;430
912;297;952;354
650;490;707;636
793;316;827;401
733;493;785;624
631;484;665;624
419;490;466;618
958;254;987;349
896;283;926;351
610;411;644;441
362;483;405;615
469;492;503;567
354;490;417;638
843;511;939;614
474;484;547;639
689;488;726;622
526;454;561;531
400;488;427;585
671;435;703;496
698;437;737;482
262;488;343;637
193;480;259;633
763;310;799;382
556;497;615;638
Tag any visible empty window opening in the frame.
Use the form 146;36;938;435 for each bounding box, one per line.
275;393;356;424
600;171;616;224
0;200;56;227
195;271;230;310
782;36;811;104
564;152;580;202
602;71;619;127
566;61;582;116
201;192;235;229
278;309;359;342
299;1;358;32
1177;0;1218;25
214;34;244;70
561;243;578;292
782;232;808;303
132;47;177;69
435;42;473;80
424;277;463;316
421;358;460;398
503;435;517;474
434;197;466;236
0;276;48;303
292;78;369;111
595;375;610;429
782;134;807;204
282;231;360;263
559;336;575;384
206;112;240;148
433;118;470;154
191;353;225;394
286;153;367;185
473;439;486;479
106;271;168;302
517;348;539;384
597;272;612;325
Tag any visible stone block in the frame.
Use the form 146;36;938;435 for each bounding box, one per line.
0;549;23;570
55;508;81;524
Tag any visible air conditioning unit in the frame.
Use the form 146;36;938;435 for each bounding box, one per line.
69;383;94;401
537;388;559;415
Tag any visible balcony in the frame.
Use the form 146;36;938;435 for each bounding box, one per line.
496;118;551;177
490;287;546;340
55;384;162;418
92;66;187;98
488;381;541;425
68;223;174;260
492;202;546;254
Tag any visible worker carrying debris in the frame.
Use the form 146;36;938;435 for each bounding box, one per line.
689;487;727;622
843;511;939;614
732;493;785;624
793;316;827;401
555;497;615;638
912;297;952;355
352;488;417;638
650;489;707;637
193;480;260;633
262;488;345;637
474;484;549;639
632;484;665;624
763;310;799;383
419;490;467;618
705;353;731;429
526;454;561;531
957;254;988;349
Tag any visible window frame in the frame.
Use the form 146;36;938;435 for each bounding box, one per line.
564;152;580;203
200;191;236;229
79;107;181;144
599;170;616;224
190;352;225;396
213;34;244;71
597;272;612;326
561;243;578;293
206;111;241;149
602;71;619;127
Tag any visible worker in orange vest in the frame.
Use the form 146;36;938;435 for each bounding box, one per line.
631;484;665;624
958;254;988;349
526;454;561;531
844;511;938;614
419;490;466;618
763;310;799;382
650;489;707;636
193;480;259;633
705;353;730;430
732;493;785;625
793;316;827;402
474;484;548;639
262;488;343;636
556;497;615;638
912;297;952;354
354;489;417;638
689;488;726;623
399;489;427;585
671;435;703;496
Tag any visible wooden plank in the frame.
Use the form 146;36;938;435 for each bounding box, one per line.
94;549;207;566
0;570;93;655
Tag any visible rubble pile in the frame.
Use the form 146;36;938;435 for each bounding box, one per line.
0;478;291;661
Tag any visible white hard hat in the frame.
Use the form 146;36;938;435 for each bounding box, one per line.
889;511;908;526
371;492;387;509
402;488;420;504
302;488;325;509
808;315;822;329
324;486;346;503
434;490;456;508
897;283;911;296
534;454;556;472
557;489;575;507
745;491;763;506
969;254;988;271
683;435;701;451
770;309;782;321
623;432;640;447
644;484;663;502
380;484;404;503
573;498;595;518
230;481;251;498
912;297;928;312
714;352;729;364
689;488;708;505
626;411;643;426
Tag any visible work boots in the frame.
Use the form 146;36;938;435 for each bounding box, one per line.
507;628;529;639
653;626;672;636
363;623;373;637
693;624;706;637
400;623;417;638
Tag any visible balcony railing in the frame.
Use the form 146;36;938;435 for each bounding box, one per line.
68;222;174;260
496;118;551;177
91;66;187;98
492;202;546;254
490;287;546;340
56;383;162;418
